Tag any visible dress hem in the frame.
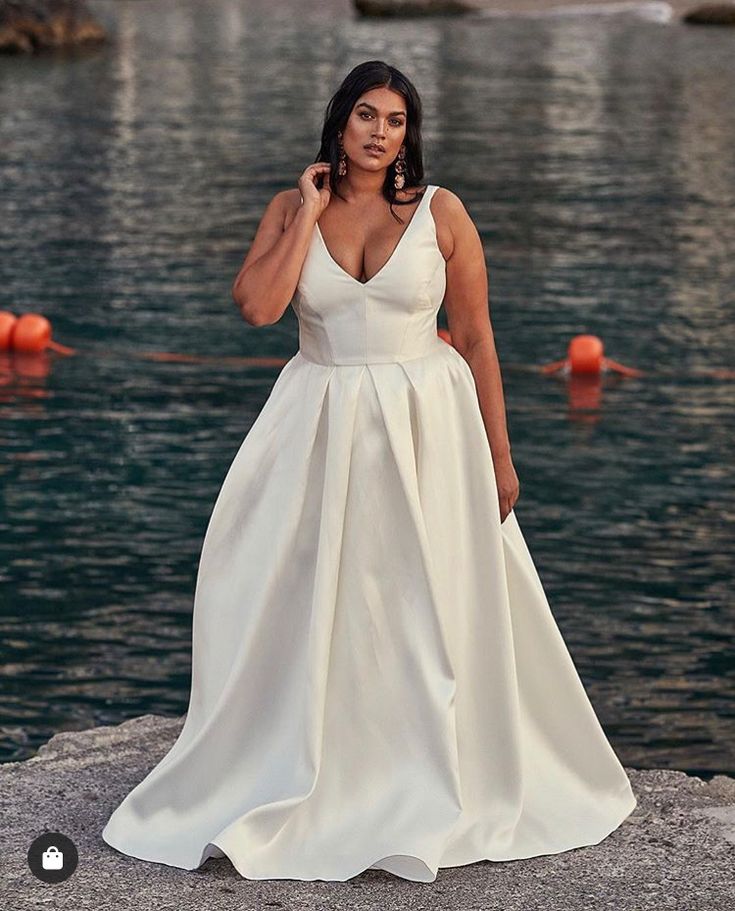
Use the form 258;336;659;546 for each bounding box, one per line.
102;787;637;883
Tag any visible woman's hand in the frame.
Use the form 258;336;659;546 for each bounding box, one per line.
494;453;520;524
298;162;332;217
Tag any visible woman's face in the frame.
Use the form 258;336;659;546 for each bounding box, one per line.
341;86;407;175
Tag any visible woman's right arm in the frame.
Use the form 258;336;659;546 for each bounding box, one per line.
231;190;319;326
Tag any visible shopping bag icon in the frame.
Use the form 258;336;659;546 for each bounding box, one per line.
42;846;63;870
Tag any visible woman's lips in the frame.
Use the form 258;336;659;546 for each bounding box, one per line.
365;146;385;156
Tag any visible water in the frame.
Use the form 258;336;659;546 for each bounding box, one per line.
0;0;733;775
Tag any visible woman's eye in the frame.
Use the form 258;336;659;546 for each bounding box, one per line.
358;112;403;127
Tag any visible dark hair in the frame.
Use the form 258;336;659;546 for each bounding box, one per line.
314;60;426;224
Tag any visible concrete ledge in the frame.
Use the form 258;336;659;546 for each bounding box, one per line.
1;714;734;908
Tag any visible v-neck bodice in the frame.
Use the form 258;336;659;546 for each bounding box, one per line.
294;184;446;366
315;184;431;287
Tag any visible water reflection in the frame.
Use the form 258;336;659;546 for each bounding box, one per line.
0;0;732;772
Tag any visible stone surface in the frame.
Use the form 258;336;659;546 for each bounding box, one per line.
0;713;734;909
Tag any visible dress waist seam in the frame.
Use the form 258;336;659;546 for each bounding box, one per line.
297;342;446;367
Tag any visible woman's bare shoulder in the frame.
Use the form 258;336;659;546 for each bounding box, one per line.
431;185;468;215
274;187;302;230
428;186;475;261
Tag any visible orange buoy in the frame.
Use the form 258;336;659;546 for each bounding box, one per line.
12;313;52;353
0;311;18;351
568;334;604;374
540;334;644;378
11;313;76;355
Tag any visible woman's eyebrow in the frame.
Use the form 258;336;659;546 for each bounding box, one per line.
356;102;406;116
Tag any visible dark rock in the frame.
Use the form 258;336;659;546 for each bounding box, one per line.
354;0;479;17
0;0;107;54
682;3;735;23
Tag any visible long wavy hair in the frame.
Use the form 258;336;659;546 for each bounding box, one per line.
313;60;426;224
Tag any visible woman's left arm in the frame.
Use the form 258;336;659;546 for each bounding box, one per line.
435;188;520;521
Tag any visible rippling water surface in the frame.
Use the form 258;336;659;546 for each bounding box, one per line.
1;0;733;773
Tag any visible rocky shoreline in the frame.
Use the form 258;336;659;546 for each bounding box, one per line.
0;714;734;907
1;0;734;54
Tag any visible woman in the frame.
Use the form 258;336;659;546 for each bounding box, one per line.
102;59;636;883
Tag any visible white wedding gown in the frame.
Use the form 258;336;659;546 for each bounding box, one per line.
102;184;637;881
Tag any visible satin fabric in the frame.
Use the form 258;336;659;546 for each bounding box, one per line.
102;184;636;881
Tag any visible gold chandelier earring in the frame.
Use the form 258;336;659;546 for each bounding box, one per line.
393;145;407;189
337;131;347;177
